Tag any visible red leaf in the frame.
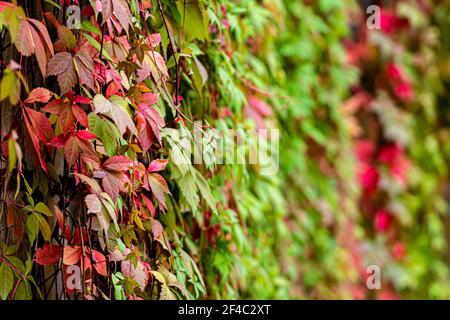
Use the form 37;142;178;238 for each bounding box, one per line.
77;130;96;140
64;135;81;166
92;250;108;276
22;110;48;173
112;0;132;33
72;104;89;127
101;0;113;21
142;194;155;218
24;88;53;104
34;244;62;266
137;103;165;150
63;246;82;265
15;20;34;56
27;18;54;56
102;170;128;201
148;159;168;172
47;52;78;94
141;92;159;106
54;205;71;241
74;50;95;91
248;96;272;117
145;173;170;210
64;134;98;167
25;107;54;143
74;96;91;105
29;23;48;77
103;155;132;171
47;52;72;77
72;226;89;245
49;134;67;148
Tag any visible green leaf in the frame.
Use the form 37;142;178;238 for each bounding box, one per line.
159;284;177;300
81;20;101;36
0;68;20;105
34;202;53;217
83;33;114;63
177;1;209;42
26;214;39;245
14;281;32;300
7;138;16;172
194;168;217;213
6;256;25;275
36;214;52;241
44;0;62;9
176;171;199;212
0;263;14;300
89;113;120;156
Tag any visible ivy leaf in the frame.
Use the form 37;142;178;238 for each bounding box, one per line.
93;94;137;136
0;67;21;105
25;107;54;143
181;2;209;42
77;130;96;140
112;0;132;34
64;134;98;167
99;192;119;231
14;281;32;300
194;169;217;213
138;51;168;84
85;194;102;214
0;2;25;43
141;92;159;106
15;19;54;76
34;202;53;217
34;244;62;266
22;107;53;173
160;284;177;300
148;159;168;172
26;214;39;245
74;50;95;91
136;103;165;151
88;113;121;156
47;52;72;76
101;0;113;22
145;173;170;211
27;18;54;56
42;100;75;133
15;20;35;56
24;88;53;104
98;171;120;201
109;95;137;136
151;218;163;239
97;158;131;201
47;52;77;94
63;246;82;265
72;104;89;128
36;214;52;241
0;263;14;300
92;250;108;276
121;259;148;292
103;155;133;171
75;173;102;194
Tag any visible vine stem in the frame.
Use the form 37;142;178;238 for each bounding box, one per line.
156;0;180;108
